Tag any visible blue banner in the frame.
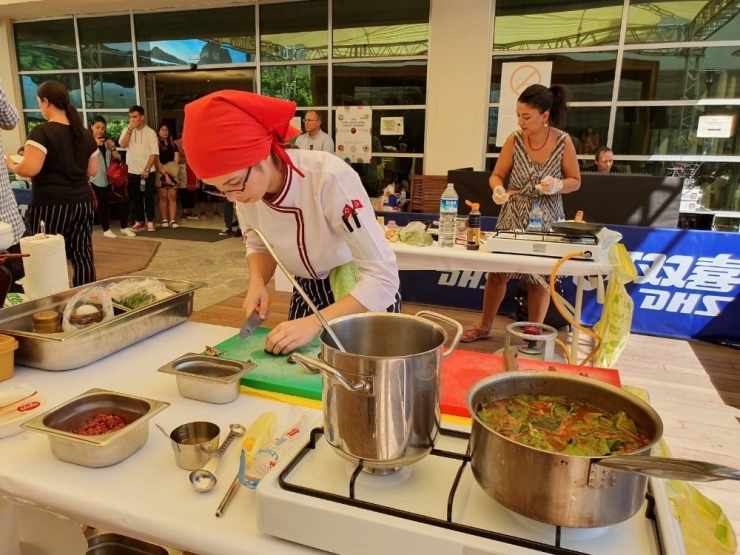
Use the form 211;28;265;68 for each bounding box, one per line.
382;212;740;344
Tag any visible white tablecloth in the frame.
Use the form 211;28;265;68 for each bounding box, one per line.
389;242;612;277
0;322;322;555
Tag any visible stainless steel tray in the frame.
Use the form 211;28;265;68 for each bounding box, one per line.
22;388;170;468
158;354;255;404
0;276;204;371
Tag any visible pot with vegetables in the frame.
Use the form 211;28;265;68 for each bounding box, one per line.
467;371;740;528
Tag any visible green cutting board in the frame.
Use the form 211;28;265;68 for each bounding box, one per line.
206;328;323;401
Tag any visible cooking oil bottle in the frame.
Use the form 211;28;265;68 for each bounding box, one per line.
466;200;481;250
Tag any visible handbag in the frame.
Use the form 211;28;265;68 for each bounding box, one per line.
105;156;129;200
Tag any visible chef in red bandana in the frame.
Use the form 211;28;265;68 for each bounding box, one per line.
184;91;400;354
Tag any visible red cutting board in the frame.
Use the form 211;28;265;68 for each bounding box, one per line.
441;351;621;418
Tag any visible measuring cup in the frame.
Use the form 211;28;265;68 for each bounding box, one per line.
168;421;220;471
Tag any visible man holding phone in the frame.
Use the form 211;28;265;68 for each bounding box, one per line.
295;110;334;153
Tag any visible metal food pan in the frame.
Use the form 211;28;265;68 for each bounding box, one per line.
87;532;183;555
157;354;255;404
0;276;204;371
22;388;170;468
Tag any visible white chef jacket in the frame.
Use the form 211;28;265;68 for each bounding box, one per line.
237;149;399;313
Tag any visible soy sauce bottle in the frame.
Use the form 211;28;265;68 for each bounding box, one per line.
466;200;481;250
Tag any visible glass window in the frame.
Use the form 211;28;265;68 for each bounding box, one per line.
77;16;134;69
83;72;136;110
85;112;130;143
613;106;740;156
626;1;740;44
14;19;78;71
260;0;328;61
332;0;429;58
493;1;623;50
491;52;617;103
134;7;256;67
620;46;740;101
155;70;255;113
261;65;328;106
21;74;82;110
24;113;46;134
487;106;611;155
333;62;427;105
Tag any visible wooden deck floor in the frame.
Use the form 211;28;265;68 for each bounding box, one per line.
191;286;740;544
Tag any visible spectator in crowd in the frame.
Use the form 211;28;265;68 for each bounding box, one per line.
583;146;620;174
155;122;180;228
173;128;198;220
6;80;98;287
295;110;334;153
119;105;158;232
578;126;599;155
0;78;27;289
89;116;135;238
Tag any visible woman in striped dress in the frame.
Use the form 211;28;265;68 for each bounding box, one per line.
462;84;581;342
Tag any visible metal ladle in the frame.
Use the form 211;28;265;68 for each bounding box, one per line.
189;423;246;492
245;228;347;352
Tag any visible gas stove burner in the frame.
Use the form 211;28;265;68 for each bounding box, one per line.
345;463;412;486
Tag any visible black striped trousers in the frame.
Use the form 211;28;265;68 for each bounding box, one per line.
27;201;97;287
288;275;402;320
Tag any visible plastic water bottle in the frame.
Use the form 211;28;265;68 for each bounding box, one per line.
140;177;146;192
527;202;543;232
438;183;458;248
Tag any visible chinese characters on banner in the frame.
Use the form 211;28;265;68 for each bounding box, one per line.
387;215;740;343
496;61;553;147
335;106;373;163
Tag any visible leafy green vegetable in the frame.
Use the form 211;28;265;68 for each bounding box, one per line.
477;394;650;457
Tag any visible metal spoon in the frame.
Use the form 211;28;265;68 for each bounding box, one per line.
244;228;347;353
189;423;246;492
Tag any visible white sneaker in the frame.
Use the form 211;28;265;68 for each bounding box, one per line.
219;227;230;236
121;228;136;237
103;230;116;238
170;221;180;229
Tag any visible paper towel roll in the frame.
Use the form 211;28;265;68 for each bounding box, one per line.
19;233;69;299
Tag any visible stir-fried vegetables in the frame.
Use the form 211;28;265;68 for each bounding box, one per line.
476;394;650;457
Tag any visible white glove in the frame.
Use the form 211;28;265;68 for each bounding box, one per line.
537;176;564;195
492;186;509;205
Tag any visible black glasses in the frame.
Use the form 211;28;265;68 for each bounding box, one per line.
303;119;319;123
204;167;252;199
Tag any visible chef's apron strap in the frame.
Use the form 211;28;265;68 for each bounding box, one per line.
288;276;402;320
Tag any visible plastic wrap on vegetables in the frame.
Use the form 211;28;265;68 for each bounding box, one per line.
399;221;433;247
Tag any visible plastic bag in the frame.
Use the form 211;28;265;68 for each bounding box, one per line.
107;278;173;310
62;286;114;332
652;438;737;555
399;221;433;247
239;409;315;489
592;243;637;368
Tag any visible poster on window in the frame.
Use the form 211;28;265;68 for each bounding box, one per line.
496;61;553;147
335;106;373;163
380;116;404;135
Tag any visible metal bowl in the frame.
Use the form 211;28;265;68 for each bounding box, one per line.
22;388;170;467
157;353;255;404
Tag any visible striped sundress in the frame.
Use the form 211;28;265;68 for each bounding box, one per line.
494;130;567;284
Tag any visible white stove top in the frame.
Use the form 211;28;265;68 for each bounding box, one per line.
483;231;603;261
256;428;685;555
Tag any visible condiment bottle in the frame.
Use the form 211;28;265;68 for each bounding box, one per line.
32;310;62;333
466;200;481;251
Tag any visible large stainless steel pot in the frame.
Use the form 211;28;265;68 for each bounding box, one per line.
467;371;740;528
292;311;463;471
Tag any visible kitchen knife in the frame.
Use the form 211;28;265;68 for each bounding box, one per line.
239;310;263;340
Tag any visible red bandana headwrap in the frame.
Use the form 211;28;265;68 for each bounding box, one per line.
182;90;303;181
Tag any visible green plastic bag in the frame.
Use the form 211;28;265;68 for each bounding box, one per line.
592;244;637;368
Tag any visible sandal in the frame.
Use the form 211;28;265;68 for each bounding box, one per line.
461;326;493;343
